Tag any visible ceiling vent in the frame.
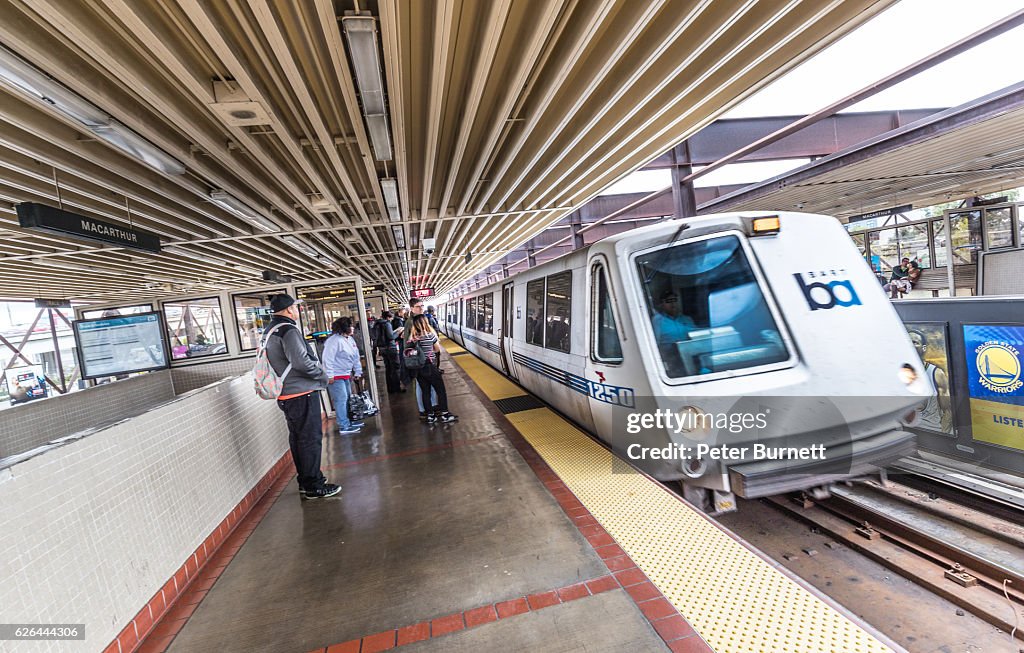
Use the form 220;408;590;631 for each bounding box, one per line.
209;80;271;126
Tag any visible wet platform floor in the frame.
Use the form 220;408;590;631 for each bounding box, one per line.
155;359;670;653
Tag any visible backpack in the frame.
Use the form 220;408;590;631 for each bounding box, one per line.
253;323;293;399
374;321;390;348
403;340;427;370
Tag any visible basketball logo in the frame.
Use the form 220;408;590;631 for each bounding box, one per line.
975;341;1022;394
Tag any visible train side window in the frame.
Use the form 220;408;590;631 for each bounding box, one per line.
591;264;622;363
545;271;572;353
466;297;476;330
526;279;545;346
481;293;494;333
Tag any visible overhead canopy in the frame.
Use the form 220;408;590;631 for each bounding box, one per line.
0;0;894;303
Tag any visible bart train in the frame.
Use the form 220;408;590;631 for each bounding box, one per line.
438;212;930;510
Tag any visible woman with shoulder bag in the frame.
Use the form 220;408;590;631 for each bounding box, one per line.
407;314;457;424
323;316;364;435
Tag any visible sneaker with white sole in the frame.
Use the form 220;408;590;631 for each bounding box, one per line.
339;427;361;435
301;483;341;500
440;412;458;424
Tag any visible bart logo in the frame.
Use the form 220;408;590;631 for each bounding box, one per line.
793;273;861;311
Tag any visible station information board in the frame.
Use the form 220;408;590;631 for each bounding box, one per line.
411;288;434;298
73;312;170;379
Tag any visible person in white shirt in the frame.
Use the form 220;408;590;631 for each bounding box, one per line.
323;316;364;435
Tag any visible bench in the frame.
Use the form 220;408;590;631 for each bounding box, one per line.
911;265;976;295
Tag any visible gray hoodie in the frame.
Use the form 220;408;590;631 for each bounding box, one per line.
265;316;329;396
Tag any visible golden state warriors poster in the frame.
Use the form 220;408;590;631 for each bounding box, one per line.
964;324;1024;450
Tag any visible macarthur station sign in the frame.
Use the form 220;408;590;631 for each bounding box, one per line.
16;202;162;253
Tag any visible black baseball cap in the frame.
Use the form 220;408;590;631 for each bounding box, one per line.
270;293;302;312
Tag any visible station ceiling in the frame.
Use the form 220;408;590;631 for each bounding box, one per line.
0;0;895;304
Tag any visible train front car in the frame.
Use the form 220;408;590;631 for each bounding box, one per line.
598;212;929;511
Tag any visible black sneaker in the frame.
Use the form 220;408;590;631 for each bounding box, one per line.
440;412;458;424
302;483;342;500
419;412;428;421
426;413;438;424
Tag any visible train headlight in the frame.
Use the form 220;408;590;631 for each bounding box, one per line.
898;363;918;386
751;216;781;235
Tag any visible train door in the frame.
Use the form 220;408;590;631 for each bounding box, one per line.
500;282;517;379
454;298;464;346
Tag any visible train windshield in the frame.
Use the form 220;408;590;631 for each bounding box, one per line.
636;234;789;379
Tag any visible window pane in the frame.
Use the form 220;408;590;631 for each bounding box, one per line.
163;297;227;360
949;210;982;265
932;219;948;268
849;233;868;268
482;293;494;334
526;279;545;346
477;295;487;333
897;223;930;268
81;304;154;320
636;236;788;379
592;266;622;361
985;207;1012;249
545;271;572;353
233;291;282;351
466;298;474;329
869;227;899;275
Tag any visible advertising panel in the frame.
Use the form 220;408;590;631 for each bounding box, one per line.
903;322;954;434
963;324;1024;451
4;365;47;405
74;312;170;379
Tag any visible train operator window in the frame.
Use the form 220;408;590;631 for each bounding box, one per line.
591;263;622;363
526;279;545;346
636;235;787;379
545;271;572;353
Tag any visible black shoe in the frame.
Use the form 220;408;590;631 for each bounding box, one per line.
426;413;438;424
419;412;428;421
302;483;342;500
440;412;458;424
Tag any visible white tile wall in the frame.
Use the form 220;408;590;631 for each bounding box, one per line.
0;372;176;462
0;372;290;653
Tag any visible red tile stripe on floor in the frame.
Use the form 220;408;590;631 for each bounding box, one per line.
106;452;295;653
310;574;622;653
323;434;501;470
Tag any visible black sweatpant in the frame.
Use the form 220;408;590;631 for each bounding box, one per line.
415;361;448;413
277;392;327;491
382;346;402;392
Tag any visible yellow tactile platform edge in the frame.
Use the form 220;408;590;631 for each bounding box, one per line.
442;338;897;653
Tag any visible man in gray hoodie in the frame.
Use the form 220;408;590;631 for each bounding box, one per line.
265;294;340;499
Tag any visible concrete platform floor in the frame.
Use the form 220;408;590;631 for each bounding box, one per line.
160;359;671;653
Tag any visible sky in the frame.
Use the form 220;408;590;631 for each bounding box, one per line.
601;0;1024;193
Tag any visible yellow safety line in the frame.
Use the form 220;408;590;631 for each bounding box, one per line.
442;339;896;653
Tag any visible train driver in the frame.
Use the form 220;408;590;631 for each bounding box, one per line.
651;289;696;373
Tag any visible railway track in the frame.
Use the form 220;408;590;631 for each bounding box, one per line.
765;479;1024;643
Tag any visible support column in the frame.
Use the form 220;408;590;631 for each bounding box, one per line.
671;142;697;219
570;211;584;249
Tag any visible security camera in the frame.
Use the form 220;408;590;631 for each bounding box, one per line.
422;238;436;257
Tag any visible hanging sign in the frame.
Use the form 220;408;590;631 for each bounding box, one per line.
847;204;913;223
16;202;162;253
34;298;73;309
411;288;435;298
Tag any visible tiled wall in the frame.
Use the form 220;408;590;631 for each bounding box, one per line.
0;371;176;461
0;372;290;653
170;357;254;394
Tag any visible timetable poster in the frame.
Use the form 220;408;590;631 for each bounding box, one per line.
963;324;1024;451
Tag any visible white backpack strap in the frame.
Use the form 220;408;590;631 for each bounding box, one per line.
258;322;293;381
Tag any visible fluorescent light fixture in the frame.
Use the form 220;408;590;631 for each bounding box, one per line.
391;224;405;248
210;190;281;232
342;14;392;161
281;234;323;259
380;177;401;222
0;45;185;175
92;124;186;175
317;255;336;266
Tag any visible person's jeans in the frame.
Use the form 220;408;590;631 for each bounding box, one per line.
415;380;438;413
415;362;448;413
327;378;353;429
277;392;327;492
